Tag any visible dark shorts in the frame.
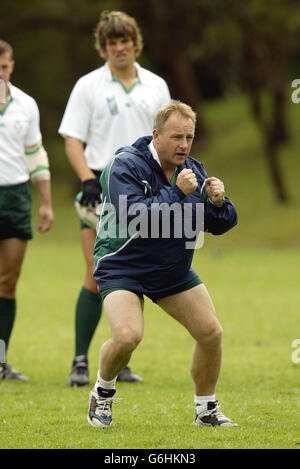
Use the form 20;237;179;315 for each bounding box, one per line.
100;275;202;304
0;182;33;241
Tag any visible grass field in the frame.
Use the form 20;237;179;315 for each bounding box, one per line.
0;94;299;449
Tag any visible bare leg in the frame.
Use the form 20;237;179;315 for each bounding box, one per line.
80;228;98;293
158;284;223;396
0;238;27;368
0;238;27;298
100;290;144;381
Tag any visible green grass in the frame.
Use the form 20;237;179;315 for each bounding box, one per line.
0;94;299;449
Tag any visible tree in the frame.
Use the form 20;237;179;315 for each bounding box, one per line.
1;0;299;202
228;0;299;202
125;0;207;140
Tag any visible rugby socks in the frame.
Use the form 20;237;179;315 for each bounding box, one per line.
95;370;117;392
75;287;102;356
0;297;16;353
194;394;216;411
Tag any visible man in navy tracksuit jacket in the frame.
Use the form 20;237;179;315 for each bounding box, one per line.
89;101;238;429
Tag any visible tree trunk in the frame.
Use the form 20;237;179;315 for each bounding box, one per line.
264;134;288;203
165;49;206;140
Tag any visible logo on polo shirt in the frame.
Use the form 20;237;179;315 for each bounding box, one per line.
106;96;119;115
14;120;23;133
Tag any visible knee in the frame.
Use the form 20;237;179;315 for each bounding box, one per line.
196;322;223;348
0;272;19;297
114;327;143;353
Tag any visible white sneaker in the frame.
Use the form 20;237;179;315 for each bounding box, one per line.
87;387;116;428
194;400;238;427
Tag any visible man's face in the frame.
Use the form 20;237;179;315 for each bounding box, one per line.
0;52;14;84
153;113;195;170
105;36;136;70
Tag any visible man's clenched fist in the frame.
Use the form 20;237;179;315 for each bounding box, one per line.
205;177;225;207
176;168;198;195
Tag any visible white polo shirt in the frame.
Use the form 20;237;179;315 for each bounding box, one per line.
58;62;171;171
0;83;42;185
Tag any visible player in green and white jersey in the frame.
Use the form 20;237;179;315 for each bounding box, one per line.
0;40;54;380
58;11;171;387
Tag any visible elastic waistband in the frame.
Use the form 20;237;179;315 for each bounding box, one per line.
0;181;29;191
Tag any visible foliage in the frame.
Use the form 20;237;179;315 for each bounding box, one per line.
1;0;300;200
1;0;299;132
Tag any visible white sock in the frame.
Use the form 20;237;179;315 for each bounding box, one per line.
194;394;216;410
94;370;117;391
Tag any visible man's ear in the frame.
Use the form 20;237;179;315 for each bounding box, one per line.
152;128;159;143
11;60;15;69
9;60;15;75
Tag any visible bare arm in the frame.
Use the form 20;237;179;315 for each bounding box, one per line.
65;137;102;208
65;137;96;182
25;142;54;233
33;179;54;232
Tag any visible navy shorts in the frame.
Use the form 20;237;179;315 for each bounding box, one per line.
100;275;202;304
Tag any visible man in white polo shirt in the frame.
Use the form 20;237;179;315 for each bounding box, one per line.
59;10;171;387
0;40;54;380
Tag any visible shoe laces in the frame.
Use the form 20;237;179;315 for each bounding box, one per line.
209;401;227;420
95;395;121;416
196;400;223;417
96;397;113;416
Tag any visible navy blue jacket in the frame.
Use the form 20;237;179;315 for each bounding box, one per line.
94;136;237;295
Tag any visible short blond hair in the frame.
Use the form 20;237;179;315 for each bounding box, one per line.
94;11;143;60
153;100;197;133
0;40;14;60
